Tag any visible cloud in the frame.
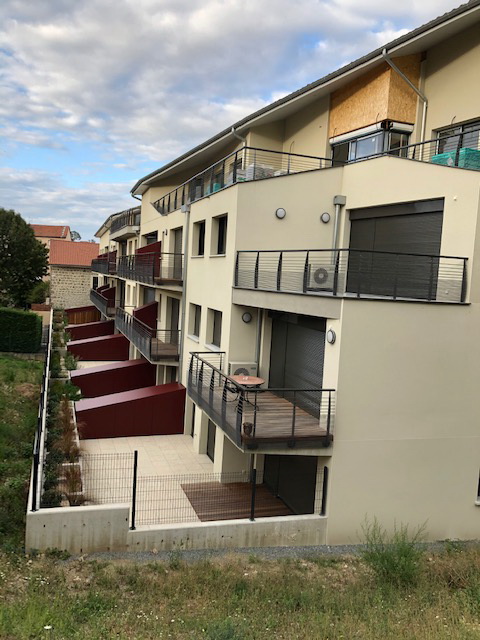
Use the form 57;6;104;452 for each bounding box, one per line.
0;0;463;237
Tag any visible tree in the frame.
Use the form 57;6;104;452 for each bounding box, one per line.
0;208;49;308
70;230;81;241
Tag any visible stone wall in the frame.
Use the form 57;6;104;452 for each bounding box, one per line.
50;266;93;309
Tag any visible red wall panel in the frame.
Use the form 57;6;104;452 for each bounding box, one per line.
67;333;130;360
133;301;157;329
66;319;114;341
71;359;156;398
76;383;186;438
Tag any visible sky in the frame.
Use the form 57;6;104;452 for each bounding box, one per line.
0;0;465;240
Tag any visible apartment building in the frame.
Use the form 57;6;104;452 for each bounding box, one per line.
78;1;480;546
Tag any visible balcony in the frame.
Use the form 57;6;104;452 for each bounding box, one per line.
360;125;480;170
235;249;468;304
188;353;334;450
117;252;183;285
91;251;117;275
110;208;141;241
115;307;180;363
90;286;116;317
152;147;334;215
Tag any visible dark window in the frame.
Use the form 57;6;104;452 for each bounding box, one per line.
212;309;222;347
190;404;195;438
92;276;99;289
436;120;480;165
217;216;227;255
190;304;201;338
195;221;205;256
331;127;411;162
207;420;216;461
143;232;158;245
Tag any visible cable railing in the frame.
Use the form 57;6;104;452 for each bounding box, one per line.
90;287;116;317
110;208;141;234
152;146;335;215
359;125;480;169
235;248;468;303
117;252;183;285
115;307;180;362
188;353;334;449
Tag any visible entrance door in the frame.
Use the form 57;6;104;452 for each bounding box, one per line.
347;199;444;299
264;455;317;514
173;227;183;280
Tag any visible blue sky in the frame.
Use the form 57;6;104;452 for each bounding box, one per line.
0;0;463;240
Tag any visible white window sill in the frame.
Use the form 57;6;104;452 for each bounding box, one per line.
191;255;205;259
204;343;222;352
209;254;226;258
187;334;200;343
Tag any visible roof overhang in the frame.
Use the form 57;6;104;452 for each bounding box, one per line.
131;0;480;196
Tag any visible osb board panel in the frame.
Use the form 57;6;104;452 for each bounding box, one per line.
387;54;421;124
329;55;421;138
329;64;390;138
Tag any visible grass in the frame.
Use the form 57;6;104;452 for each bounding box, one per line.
0;355;42;550
0;546;478;639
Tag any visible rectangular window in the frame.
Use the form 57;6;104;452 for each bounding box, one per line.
207;420;216;461
92;276;99;289
189;303;201;338
190;403;195;438
193;220;206;256
436;120;480;159
211;215;228;255
212;310;222;347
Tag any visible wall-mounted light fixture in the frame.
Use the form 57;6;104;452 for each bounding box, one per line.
326;328;336;344
242;312;253;324
275;208;287;219
321;212;331;223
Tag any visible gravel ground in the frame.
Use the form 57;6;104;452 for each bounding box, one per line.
77;540;477;565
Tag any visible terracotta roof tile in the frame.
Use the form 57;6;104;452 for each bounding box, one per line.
49;239;99;267
31;224;71;238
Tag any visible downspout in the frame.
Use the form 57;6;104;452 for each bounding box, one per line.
131;193;142;202
231;126;247;146
332;195;346;264
382;48;428;149
178;203;190;383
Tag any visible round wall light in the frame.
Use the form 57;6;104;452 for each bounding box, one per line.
242;312;253;324
321;212;331;223
275;207;287;219
326;328;336;344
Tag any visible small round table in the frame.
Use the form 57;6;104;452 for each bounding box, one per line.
229;375;265;407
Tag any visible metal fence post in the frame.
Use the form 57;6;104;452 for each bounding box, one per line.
31;452;39;512
250;467;257;522
130;450;138;530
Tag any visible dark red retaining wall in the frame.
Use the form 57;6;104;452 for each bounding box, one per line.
70;359;156;398
66;319;115;341
67;333;129;361
76;383;186;439
65;305;101;325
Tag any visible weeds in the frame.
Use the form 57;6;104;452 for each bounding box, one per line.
361;517;426;587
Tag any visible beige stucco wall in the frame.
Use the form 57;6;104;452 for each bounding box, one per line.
325;299;480;544
424;23;480;136
283;95;330;158
50;265;94;309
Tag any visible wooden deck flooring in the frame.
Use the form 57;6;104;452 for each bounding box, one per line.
151;338;179;360
181;481;293;521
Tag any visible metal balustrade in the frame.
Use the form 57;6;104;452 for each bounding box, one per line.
115;307;180;362
152;147;335;215
90;288;115;316
110;208;141;234
188;353;334;450
91;252;117;275
235;249;468;303
117;252;183;285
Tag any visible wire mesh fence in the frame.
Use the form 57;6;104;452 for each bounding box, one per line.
80;453;134;504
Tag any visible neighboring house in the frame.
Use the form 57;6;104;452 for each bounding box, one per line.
49;240;99;309
75;1;480;546
31;224;71;247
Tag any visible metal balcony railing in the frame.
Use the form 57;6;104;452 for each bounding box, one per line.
359;125;480;169
91;252;117;275
90;289;115;317
110;208;141;234
235;249;468;303
188;353;334;450
152;147;335;215
117;253;183;285
115;307;180;362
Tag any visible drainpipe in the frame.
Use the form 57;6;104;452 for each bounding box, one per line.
255;309;263;373
382;48;428;150
231;126;247;146
332;195;346;264
178;203;190;382
131;193;142;202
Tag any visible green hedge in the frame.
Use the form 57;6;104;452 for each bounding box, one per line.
0;307;42;353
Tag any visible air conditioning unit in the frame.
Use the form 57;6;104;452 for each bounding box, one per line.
228;362;258;377
306;264;337;292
